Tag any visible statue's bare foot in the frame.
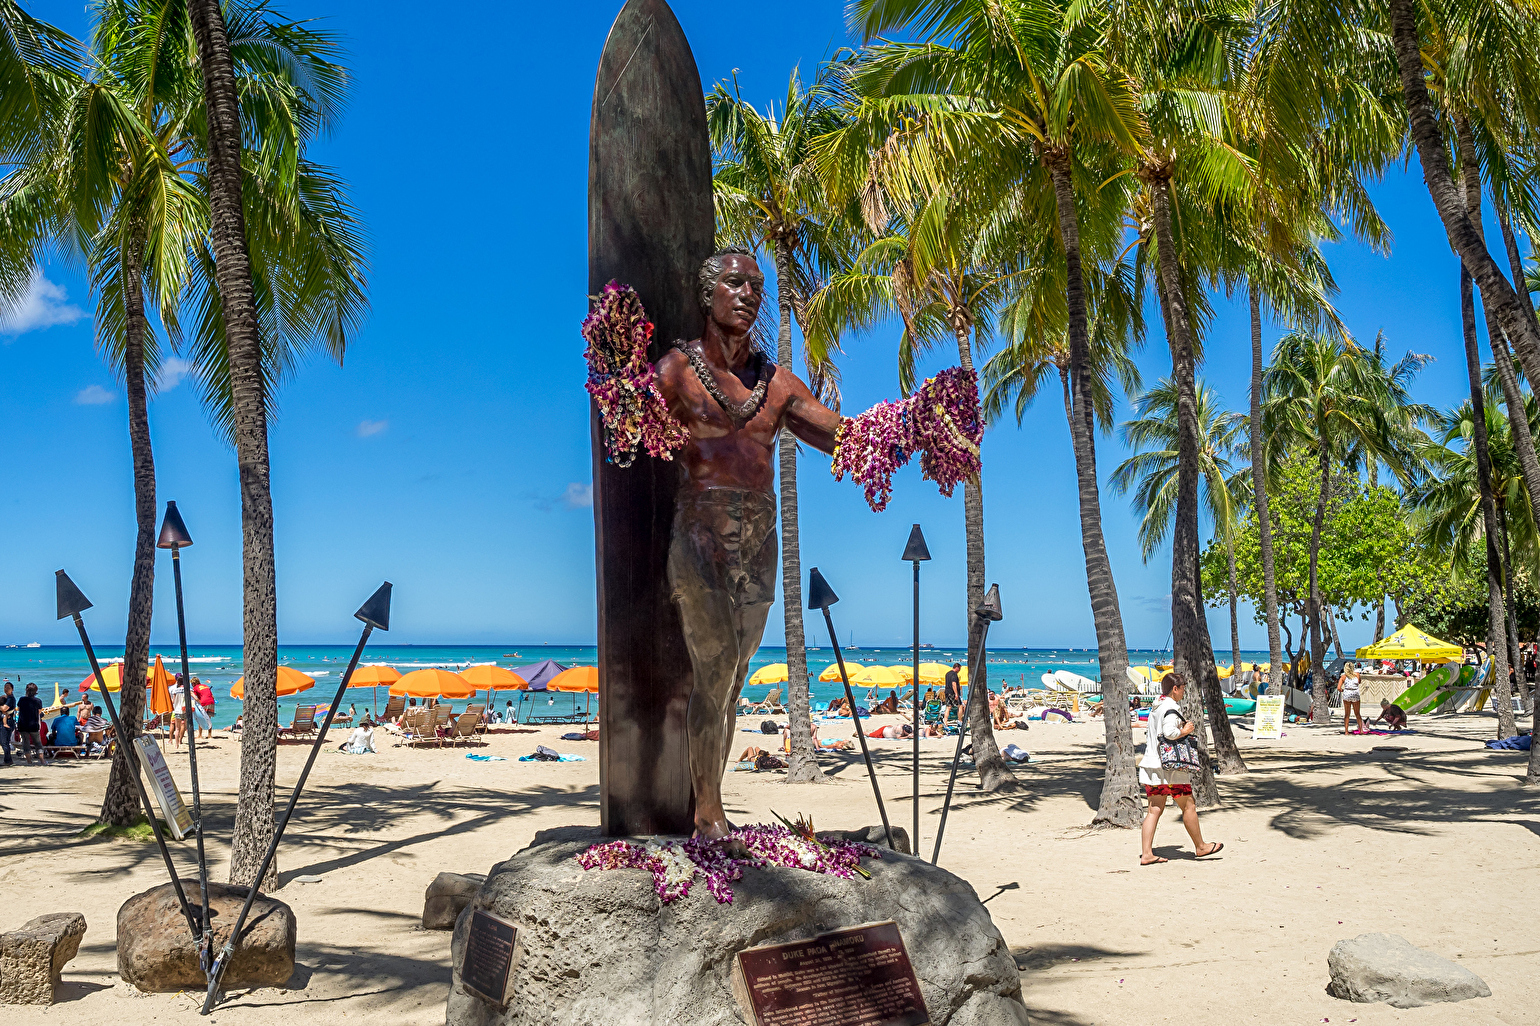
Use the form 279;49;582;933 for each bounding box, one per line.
716;837;750;860
693;815;731;841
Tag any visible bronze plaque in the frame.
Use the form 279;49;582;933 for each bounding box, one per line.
732;921;931;1026
461;909;520;1008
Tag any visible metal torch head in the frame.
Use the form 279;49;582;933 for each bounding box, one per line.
354;582;393;631
976;583;1003;622
806;567;840;611
55;570;93;620
156;501;193;549
901;524;931;562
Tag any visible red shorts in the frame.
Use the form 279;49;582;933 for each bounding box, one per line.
1145;784;1192;797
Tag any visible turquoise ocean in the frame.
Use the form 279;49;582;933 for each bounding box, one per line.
1;644;1277;728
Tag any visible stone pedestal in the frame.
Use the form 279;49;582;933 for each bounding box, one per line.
445;826;1028;1026
117;882;295;993
0;913;86;1005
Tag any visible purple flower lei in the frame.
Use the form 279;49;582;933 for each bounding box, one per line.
575;823;881;905
581;281;689;467
830;367;983;511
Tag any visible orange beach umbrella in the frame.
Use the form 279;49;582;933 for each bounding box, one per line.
149;655;175;716
230;666;316;700
347;665;402;688
389;668;475;699
458;665;527;690
547;666;599;693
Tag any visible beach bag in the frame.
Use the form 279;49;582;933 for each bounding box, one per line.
1156;708;1201;771
760;720;779;734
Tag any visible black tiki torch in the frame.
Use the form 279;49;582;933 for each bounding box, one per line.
156;501;213;970
808;567;895;852
55;570;202;941
902;524;930;853
932;583;1002;866
201;582;391;1014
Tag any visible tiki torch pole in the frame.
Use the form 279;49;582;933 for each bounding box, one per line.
157;501;213;971
55;570;202;941
902;525;930;855
202;582;391;1015
808;567;894;852
933;584;1002;866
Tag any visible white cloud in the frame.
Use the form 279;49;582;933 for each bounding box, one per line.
74;384;115;405
1;273;87;336
357;419;388;437
158;356;193;391
562;482;594;509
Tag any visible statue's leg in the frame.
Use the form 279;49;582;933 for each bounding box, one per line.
669;494;748;839
724;498;777;777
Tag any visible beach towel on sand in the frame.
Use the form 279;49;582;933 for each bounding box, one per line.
1486;735;1533;750
519;744;586;762
466;753;508;761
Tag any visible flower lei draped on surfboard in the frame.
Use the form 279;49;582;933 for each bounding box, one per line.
581;281;689;467
830;367;983;512
576;817;879;905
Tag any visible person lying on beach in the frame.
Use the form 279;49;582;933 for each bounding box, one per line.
869;723;913;740
1374;700;1408;731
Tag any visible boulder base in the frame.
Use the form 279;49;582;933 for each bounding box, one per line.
117;882;295;993
1327;933;1491;1008
424;872;488;930
0;912;86;1005
446;826;1028;1026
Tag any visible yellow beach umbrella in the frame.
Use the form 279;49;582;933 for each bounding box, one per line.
853;665;905;686
390;668;475;699
749;663;790;686
231;665;316;700
818;662;860;682
1355;625;1463;662
79;662;131;693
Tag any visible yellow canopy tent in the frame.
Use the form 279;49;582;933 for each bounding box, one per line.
1354;625;1463;663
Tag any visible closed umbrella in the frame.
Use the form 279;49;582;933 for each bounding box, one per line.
149;655;175;725
390;668;475;700
230;666;316;699
749;663;789;685
460;665;527;721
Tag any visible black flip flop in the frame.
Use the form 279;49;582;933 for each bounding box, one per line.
1196;841;1224;859
1139;856;1168;866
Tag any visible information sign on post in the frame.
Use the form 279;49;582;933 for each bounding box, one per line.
732;920;931;1026
1252;695;1285;739
133;736;193;839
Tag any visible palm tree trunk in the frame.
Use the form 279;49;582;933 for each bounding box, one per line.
1249;283;1285;689
1225;528;1241;672
101;231;154;827
1460;260;1516;740
952;320;1015;792
1388;0;1540;391
1307;439;1329;724
188;0;280;891
774;241;823;785
1374;602;1385;643
1325;605;1345;660
1452;120;1517;740
1501;518;1524;706
1145;172;1242;794
1048;156;1138;826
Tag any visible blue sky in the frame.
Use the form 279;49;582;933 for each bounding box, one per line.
0;0;1507;649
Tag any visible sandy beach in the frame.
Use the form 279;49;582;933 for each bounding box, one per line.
2;709;1536;1026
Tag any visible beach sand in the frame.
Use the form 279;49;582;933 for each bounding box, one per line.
1;709;1536;1025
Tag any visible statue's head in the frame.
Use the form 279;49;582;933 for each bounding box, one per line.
698;248;764;335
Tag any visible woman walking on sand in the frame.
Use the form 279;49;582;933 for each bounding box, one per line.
1139;673;1222;865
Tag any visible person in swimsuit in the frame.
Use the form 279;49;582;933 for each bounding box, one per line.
655;248;842;839
1338;661;1364;734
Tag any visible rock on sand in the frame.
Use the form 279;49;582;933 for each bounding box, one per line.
1327;932;1492;1008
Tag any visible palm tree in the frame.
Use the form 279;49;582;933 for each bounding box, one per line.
1110;378;1249;773
837;0;1145;815
707;67;850;785
1263;331;1395;722
182;0;364;889
806;188;1020;792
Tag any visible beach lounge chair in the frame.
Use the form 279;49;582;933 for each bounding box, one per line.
746;688;783;715
449;711;482;746
464;703;487;736
401;707;436;747
278;705;318;739
381;696;405;723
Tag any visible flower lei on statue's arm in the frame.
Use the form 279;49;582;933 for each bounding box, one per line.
581;281;688;467
829;367;982;512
